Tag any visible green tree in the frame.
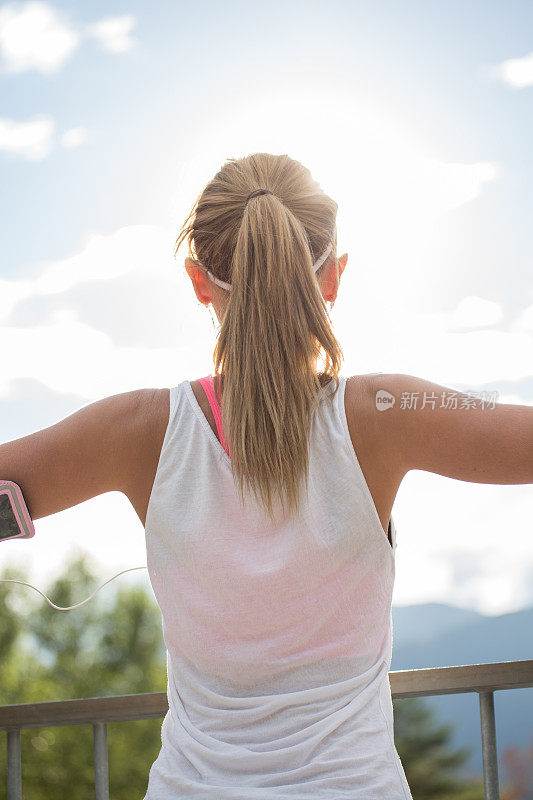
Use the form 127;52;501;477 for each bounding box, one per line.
0;555;167;800
393;695;486;799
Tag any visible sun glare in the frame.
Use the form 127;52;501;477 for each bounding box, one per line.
163;79;498;317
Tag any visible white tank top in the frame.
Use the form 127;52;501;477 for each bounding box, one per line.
142;375;413;799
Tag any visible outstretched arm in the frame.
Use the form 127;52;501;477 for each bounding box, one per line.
0;390;153;521
369;373;533;485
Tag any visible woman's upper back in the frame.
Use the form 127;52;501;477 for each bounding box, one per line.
130;372;403;540
142;374;397;684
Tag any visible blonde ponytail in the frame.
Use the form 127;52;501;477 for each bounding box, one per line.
175;153;343;521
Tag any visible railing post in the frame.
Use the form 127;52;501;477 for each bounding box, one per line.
93;721;109;800
479;691;500;800
6;729;21;800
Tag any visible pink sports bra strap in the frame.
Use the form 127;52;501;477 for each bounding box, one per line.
198;375;230;457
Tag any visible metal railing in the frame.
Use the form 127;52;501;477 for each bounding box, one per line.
1;659;531;800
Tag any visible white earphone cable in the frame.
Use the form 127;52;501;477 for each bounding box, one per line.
0;566;148;610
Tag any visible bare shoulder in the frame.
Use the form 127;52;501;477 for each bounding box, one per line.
342;372;407;534
344;371;397;443
138;388;170;430
350;373;411;478
122;388;170;526
136;387;170;465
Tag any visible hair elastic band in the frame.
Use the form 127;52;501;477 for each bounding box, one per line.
245;188;272;203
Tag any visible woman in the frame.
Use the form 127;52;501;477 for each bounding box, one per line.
3;152;530;798
139;153;532;798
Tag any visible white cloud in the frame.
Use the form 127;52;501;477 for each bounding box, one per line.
195;90;501;232
85;15;136;53
60;126;87;149
0;116;89;161
0;1;78;73
393;471;533;615
0;2;136;74
17;225;173;298
497;50;533;88
449;295;503;330
0;114;53;160
416;159;499;212
339;306;533;387
0;224;211;398
512;303;533;332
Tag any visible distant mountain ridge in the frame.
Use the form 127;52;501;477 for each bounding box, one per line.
392;602;485;647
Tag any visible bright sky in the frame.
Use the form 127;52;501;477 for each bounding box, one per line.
1;0;532;617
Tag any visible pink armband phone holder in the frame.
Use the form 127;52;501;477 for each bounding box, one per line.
0;480;35;541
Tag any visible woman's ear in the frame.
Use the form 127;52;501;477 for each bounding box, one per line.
321;253;348;304
338;253;348;276
184;258;213;306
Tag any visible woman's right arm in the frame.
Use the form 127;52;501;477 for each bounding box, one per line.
368;373;533;486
